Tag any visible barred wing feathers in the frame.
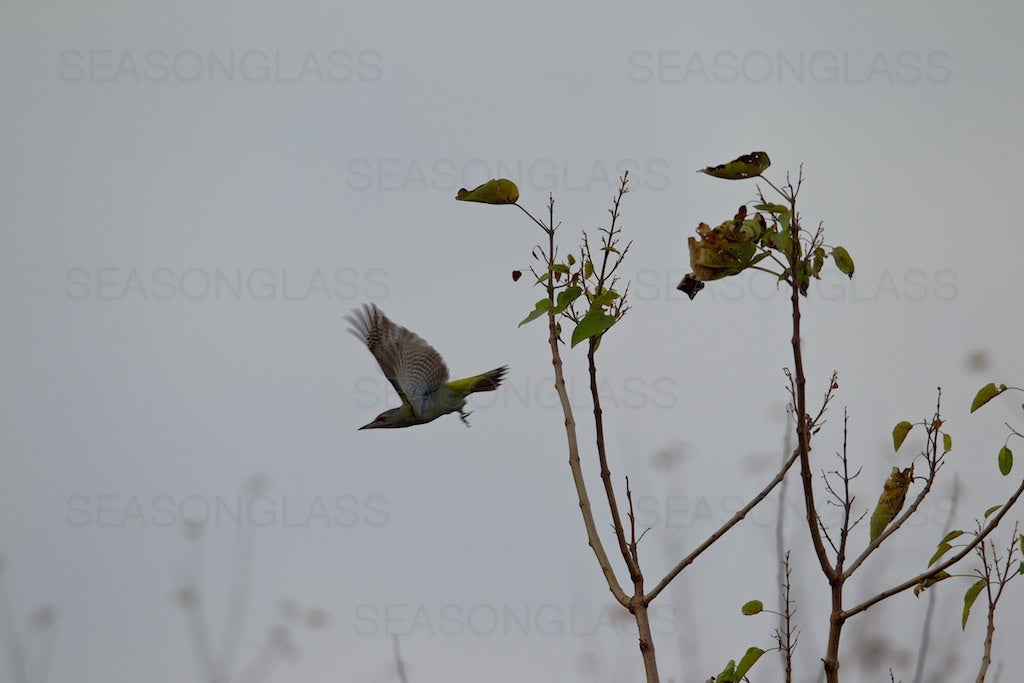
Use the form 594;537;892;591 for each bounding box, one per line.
346;304;451;416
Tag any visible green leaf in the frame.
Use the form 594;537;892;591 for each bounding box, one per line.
734;647;765;679
943;433;953;453
570;308;617;348
831;246;855;278
929;542;953;567
455;178;519;204
811;247;826;279
554;286;582;314
518;298;553;327
940;530;965;544
793;260;812;294
962;578;987;629
984;504;1002;518
893;421;914;452
998;446;1013;476
550;263;570;274
697;151;771;180
971;383;1007;413
591;289;620;308
566;253;576;266
716;660;738;683
583;261;594;278
754;202;789;215
749;251;771;267
763;227;792;255
778;210;791;232
740;600;763;616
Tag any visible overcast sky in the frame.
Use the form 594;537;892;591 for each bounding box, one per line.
3;2;1024;682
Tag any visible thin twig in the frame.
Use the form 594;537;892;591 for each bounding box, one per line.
774;551;799;683
0;570;29;683
912;474;960;683
783;191;837;584
219;505;255;675
587;175;642;584
393;634;409;683
625;476;641;567
645;448;801;602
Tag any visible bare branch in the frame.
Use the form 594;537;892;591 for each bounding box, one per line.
645;448;801;603
788;210;838;582
585;174;642;584
773;551;799;683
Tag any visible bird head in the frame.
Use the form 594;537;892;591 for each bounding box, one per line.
358;408;408;430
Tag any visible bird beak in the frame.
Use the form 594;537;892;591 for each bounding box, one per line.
358;422;373;430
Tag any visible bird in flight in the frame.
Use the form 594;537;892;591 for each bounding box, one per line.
346;304;508;430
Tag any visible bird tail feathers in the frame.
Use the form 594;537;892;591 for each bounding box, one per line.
450;366;508;395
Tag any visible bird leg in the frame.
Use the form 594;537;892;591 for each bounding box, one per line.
459;409;473;427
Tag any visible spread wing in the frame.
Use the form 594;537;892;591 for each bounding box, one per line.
345;304;450;414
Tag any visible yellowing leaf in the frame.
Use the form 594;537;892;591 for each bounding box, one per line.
697;151;771;179
455;178;520;204
971;382;1007;413
754;202;789;215
685;219;765;284
892;421;914;452
740;600;763;615
591;289;619;308
831;246;855;278
943;433;952;453
984;504;1001;518
914;570;950;597
869;466;913;542
811;246;826;279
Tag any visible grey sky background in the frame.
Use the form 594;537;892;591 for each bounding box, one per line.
2;2;1023;681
